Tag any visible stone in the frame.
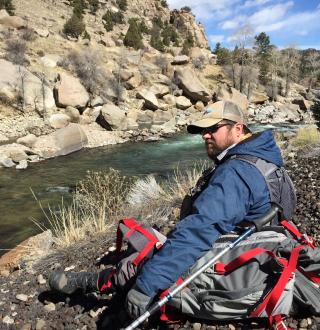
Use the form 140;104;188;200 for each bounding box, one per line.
54;72;89;109
192;323;202;330
249;90;269;104
0;133;8;142
195;100;205;111
127;118;139;130
163;94;176;106
299;319;308;328
136;89;159;110
155;74;172;86
292;98;312;111
176;96;192;110
153;110;173;124
149;84;170;98
215;86;249;112
16;293;28;302
0;154;15;168
0;9;9;20
16;159;28;170
37;274;46;285
91;96;104;107
44;302;56;312
34;28;49;38
54;123;88;156
40;54;60;68
83;108;100;122
9;149;28;163
2;315;14;325
64;106;80;123
17;134;37;148
36;319;46;330
119;69;134;82
174;67;211;102
100;104;127;130
0;59;55;110
0;15;26;28
49;113;71;129
137;110;154;126
171;55;190;65
125;72;142;90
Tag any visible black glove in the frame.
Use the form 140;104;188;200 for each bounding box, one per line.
126;284;153;319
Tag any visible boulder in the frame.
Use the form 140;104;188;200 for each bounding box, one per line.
82;108;100;122
195;100;205;111
155;74;172;86
292;99;312;111
40;54;61;68
127;118;139;130
149;84;170;98
136;89;159;110
171;55;190;65
91;96;104;107
249;90;269;105
0;9;9;20
49;113;71;129
16;159;28;170
54;123;88;156
278;104;301;122
125;72;142;90
153;110;174;124
0;59;55;110
100;104;127;130
17;134;37;148
0;15;26;28
35;28;49;38
174;68;211;102
63;106;80;123
163;94;176;106
119;69;134;82
215;86;248;112
0;154;15;168
136;110;154;126
176;96;192;110
54;72;89;109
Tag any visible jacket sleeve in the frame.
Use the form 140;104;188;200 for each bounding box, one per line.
135;164;254;298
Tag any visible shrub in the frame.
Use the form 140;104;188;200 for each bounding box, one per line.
161;25;178;46
152;16;163;29
193;55;206;69
160;0;168;7
150;25;164;52
102;10;113;31
5;38;27;65
292;126;320;147
124;20;143;50
72;0;87;17
20;27;36;42
181;6;191;12
63;14;85;38
87;0;99;14
0;0;15;15
181;32;194;55
116;0;127;11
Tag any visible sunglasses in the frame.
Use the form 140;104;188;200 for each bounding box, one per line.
201;123;233;136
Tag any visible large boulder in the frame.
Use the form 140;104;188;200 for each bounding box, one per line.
163;94;176;106
176;96;192;110
292;99;313;111
171;55;190;65
136;89;159;110
125;72;142;90
0;59;55;110
0;14;26;28
40;54;61;68
136;110;154;127
54;124;88;156
17;134;37;148
54;73;89;109
100;104;127;130
277;104;301;122
153;110;174;124
149;84;170;98
49;113;71;129
249;90;269;105
174;68;211;102
215;86;248;112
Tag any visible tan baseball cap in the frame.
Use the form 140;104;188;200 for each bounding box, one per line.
187;101;248;134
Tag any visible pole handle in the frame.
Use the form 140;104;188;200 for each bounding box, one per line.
253;203;280;231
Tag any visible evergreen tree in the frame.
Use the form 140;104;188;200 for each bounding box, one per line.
124;20;143;50
0;0;15;15
254;32;272;85
181;32;194;55
213;42;221;54
150;25;164;52
63;13;85;38
216;47;231;65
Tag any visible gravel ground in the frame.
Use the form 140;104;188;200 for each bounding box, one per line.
0;155;320;330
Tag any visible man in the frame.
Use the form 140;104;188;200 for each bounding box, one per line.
49;101;295;322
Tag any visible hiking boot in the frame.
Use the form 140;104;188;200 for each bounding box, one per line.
49;271;98;295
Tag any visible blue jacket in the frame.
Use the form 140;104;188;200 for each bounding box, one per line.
136;130;284;298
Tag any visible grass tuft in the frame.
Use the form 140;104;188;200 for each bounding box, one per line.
292;126;320;148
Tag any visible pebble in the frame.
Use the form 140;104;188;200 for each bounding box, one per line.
299;318;308;328
2;315;14;324
16;293;28;302
44;302;56;312
193;323;201;330
64;265;75;271
36;319;46;330
37;274;46;285
108;246;116;252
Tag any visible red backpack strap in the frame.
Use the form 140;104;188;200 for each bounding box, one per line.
272;314;292;330
281;220;316;248
116;218;161;266
251;245;304;319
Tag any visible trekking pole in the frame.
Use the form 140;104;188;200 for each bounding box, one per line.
124;204;280;330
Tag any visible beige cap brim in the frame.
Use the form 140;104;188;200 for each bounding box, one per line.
187;118;222;134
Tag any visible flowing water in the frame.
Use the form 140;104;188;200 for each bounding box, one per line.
0;124;301;254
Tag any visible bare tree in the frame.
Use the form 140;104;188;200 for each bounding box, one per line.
305;50;320;91
17;66;27;112
267;46;281;100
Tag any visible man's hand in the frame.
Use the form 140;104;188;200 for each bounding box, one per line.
126;285;153;319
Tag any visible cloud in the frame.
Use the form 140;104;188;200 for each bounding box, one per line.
242;0;274;9
209;34;225;43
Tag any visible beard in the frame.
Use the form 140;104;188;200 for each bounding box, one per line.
205;141;222;160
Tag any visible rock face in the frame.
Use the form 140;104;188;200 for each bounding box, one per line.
0;59;55;110
54;73;89;109
100;104;127;130
215;86;248;112
174;68;211;103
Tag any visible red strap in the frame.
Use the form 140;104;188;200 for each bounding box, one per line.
298;269;320;284
273;315;291;330
160;278;184;323
214;248;287;274
116;218;160;266
251;245;304;318
99;269;116;293
281;221;316;248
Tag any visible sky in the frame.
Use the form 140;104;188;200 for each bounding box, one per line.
167;0;320;50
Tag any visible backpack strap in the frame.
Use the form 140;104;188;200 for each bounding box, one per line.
116;218;162;266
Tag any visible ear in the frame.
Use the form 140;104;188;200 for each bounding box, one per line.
233;122;244;135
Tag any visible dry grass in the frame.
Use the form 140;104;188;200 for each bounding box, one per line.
35;163;209;248
292;126;320;148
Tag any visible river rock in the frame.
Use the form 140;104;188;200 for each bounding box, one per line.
171;55;190;65
195;100;205;111
54;123;88;156
136;89;159;110
136;110;154;126
16;293;28;302
37;274;46;285
0;154;15;168
17;134;37;148
2;315;14;325
54;72;89;109
176;96;192;110
16;159;28;170
174;67;211;102
44;302;56;312
127;118;139;130
215;86;248;112
100;104;127;130
91;96;104;107
163;94;176;106
49;113;71;129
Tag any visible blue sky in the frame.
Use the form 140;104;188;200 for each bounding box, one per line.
167;0;320;50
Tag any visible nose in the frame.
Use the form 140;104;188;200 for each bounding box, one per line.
202;132;212;140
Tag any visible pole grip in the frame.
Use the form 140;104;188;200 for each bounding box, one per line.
253;204;280;232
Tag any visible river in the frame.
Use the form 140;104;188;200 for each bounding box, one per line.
0;124;300;254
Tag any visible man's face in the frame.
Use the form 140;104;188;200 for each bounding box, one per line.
202;121;240;160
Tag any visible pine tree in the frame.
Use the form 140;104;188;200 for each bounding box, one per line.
254;32;272;85
0;0;15;15
124;20;143;50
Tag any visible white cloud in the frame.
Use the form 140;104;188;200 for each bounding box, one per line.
209;34;225;43
219;15;247;30
242;0;274;9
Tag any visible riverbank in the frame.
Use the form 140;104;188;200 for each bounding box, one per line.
0;142;320;329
